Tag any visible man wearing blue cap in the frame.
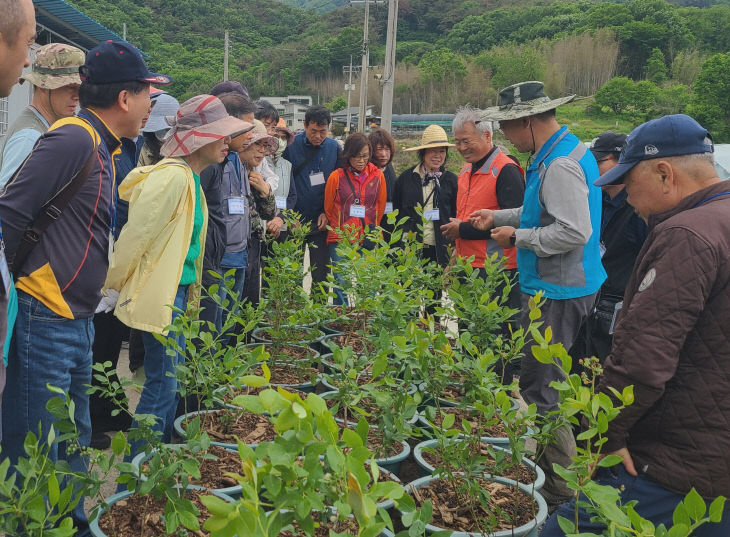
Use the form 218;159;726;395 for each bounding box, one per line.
541;114;730;536
0;40;170;536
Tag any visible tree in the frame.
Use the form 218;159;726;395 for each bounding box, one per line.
417;48;467;83
687;52;730;141
325;96;348;112
594;77;635;114
476;44;546;91
646;47;668;84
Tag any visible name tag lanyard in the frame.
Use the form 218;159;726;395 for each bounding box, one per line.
343;168;367;222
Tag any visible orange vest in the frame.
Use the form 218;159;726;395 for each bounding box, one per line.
455;148;520;269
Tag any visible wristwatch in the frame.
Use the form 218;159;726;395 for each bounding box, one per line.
509;231;517;247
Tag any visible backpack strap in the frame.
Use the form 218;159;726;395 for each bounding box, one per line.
12;143;98;274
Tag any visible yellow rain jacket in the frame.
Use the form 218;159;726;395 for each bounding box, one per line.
105;157;207;334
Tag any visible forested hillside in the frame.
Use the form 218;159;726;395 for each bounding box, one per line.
66;0;730;138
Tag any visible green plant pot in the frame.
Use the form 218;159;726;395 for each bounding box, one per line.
416;410;528;448
405;475;548;537
174;409;263;450
238;347;322;393
89;488;235;537
412;439;545;491
131;445;244;499
319;390;420;427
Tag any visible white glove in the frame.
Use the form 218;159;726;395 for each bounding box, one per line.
95;289;120;314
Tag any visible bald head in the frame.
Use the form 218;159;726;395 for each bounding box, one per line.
0;0;36;97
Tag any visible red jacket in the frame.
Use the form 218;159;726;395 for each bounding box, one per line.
324;162;386;244
455;148;520;269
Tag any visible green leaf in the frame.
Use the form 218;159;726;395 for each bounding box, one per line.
684;488;706;521
709;496;726;523
291;401;307;419
231;395;265;414
201;495;233;516
371;356;388;379
341;427;364;448
238;375;269;388
440;412;455;430
597;454;623;468
557;515;575;535
178;507;200;531
48;474;60;505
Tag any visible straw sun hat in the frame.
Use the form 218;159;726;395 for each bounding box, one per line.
404;124;455;152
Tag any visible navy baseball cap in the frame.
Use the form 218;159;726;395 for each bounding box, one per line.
595;114;713;187
80;41;172;86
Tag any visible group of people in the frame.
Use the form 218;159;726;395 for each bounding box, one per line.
0;2;728;534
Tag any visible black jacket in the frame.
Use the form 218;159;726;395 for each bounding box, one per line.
392;165;457;265
200;162;226;281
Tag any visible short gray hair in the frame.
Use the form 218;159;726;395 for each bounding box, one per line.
0;0;30;45
453;105;492;136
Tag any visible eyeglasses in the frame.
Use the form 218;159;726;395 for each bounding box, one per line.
454;139;476;148
351;154;370;161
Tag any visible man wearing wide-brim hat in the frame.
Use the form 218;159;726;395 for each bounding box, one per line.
470;81;606;511
0;43;85;187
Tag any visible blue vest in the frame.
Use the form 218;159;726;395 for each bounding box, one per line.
518;126;606;299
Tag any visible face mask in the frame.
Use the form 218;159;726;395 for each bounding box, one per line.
275;137;286;158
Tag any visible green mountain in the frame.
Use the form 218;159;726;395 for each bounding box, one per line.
66;0;730;107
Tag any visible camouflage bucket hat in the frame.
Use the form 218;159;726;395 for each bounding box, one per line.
480;81;575;122
20;44;85;90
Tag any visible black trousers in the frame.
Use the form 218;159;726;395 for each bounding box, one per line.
128;328;145;373
90;311;131;432
304;230;330;300
243;237;263;307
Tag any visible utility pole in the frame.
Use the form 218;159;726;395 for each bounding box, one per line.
380;0;398;132
357;0;370;133
224;30;230;82
122;23;127;41
343;56;359;134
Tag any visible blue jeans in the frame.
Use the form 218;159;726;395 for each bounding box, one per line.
328;242;348;306
129;285;188;457
540;466;730;537
1;290;93;536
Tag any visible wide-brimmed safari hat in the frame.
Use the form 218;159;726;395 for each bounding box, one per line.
20;43;84;90
404;125;455;151
245;119;279;155
480;81;574;122
161;95;252;158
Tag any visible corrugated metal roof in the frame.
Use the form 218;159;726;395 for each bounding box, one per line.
34;0;125;51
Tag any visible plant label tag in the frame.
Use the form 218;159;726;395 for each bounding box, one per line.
309;172;325;186
424;209;440;221
385;202;394;214
227;197;246;215
350;205;366;218
0;247;10;294
275;197;287;209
